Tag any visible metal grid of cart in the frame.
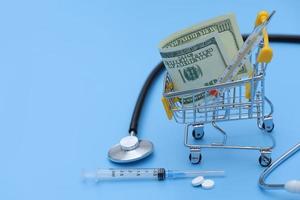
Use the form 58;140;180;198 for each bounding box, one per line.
162;40;275;167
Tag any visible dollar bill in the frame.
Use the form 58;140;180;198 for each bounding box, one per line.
160;33;230;104
159;13;251;92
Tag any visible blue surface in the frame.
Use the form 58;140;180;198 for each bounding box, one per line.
1;0;300;199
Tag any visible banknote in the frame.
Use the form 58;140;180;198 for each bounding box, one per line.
159;13;251;92
160;33;230;104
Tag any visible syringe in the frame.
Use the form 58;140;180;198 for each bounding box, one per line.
82;168;225;182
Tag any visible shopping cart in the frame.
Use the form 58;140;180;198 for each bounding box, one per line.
162;12;275;167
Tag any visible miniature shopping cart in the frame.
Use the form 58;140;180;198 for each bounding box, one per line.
162;12;275;167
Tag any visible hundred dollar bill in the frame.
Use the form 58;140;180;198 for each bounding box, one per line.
160;33;230;103
159;13;251;91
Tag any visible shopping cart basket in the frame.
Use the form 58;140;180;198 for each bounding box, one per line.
162;12;275;167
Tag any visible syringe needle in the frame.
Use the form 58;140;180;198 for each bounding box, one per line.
166;170;225;179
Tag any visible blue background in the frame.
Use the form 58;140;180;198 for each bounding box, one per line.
1;0;300;199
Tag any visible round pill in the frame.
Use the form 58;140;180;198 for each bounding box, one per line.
201;179;215;189
191;176;205;187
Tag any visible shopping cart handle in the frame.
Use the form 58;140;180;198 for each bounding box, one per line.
255;11;273;63
255;11;269;26
285;180;300;193
162;97;173;120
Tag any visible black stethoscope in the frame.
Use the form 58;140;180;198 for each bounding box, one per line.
107;34;300;163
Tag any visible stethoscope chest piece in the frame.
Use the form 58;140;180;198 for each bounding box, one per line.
108;135;153;163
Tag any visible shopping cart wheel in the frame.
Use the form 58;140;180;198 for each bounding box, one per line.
189;150;202;164
262;122;274;132
192;124;205;140
262;116;274;132
259;155;272;167
192;130;205;140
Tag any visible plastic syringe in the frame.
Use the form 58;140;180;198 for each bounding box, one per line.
82;168;225;182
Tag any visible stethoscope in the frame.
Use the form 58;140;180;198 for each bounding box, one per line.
108;62;164;163
108;131;153;163
259;143;300;193
107;34;300;163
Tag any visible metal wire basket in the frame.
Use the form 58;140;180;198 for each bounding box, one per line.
162;28;275;167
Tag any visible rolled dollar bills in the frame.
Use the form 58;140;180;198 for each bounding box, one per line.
160;33;230;92
159;13;251;92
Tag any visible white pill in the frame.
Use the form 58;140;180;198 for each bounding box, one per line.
201;179;215;189
191;176;205;187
